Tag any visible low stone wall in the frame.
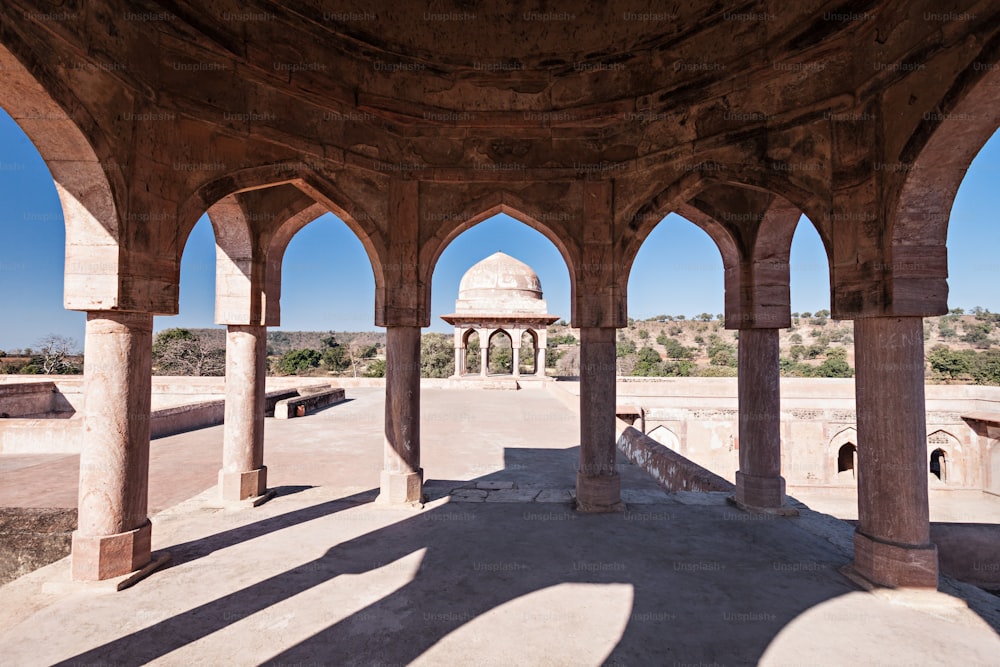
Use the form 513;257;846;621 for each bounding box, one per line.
274;388;346;419
265;390;301;416
0;507;76;585
0;381;71;417
150;400;225;438
0;379;342;453
616;419;735;493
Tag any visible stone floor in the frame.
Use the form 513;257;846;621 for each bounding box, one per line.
0;386;998;666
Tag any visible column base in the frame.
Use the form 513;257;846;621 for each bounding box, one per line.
849;530;939;589
377;470;425;507
734;471;796;513
219;466;267;502
575;472;625;513
71;519;153;581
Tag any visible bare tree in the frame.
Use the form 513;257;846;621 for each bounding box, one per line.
152;328;225;376
33;334;80;374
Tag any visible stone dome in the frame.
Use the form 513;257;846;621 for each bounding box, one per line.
453;252;550;315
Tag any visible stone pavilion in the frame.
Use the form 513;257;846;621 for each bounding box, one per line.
442;252;558;379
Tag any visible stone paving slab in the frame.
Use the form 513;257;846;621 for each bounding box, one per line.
482;488;541;503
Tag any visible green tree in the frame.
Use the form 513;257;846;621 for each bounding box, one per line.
927;345;974;381
466;337;481;374
364;359;386;377
421;333;455;378
489;332;513;373
662;360;695;377
813;348;853;378
616;339;637;357
490;347;512;373
971;351;1000;384
549;333;577;345
321;345;349;372
661;337;694;360
279;348;322;375
631;346;664;376
706;335;736;367
961;322;992;347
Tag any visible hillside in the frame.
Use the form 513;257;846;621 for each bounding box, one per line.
7;310;998;383
545;309;1000;383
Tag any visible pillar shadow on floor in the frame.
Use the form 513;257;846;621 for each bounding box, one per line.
56;446;998;666
162;487;376;568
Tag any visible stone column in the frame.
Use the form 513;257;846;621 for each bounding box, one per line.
576;327;624;512
219;325;268;501
479;329;490;377
733;328;788;511
536;329;547;377
379;326;423;505
451;326;465;378
72;312;154;580
512;346;521;377
852;316;938;588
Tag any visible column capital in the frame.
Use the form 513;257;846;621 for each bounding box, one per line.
85;309;153;332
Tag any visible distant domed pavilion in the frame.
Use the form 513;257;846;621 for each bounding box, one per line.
441;252;559;378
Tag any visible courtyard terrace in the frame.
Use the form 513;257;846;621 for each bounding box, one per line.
1;386;998;665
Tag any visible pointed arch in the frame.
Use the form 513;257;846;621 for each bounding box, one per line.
207;195;254;324
176;164;386;325
889;44;1000;313
927;429;963;486
486;328;514;375
461;328;479;347
648;425;680;451
0;43;123;310
828;426;858;483
421;199;578;318
620;174;740;283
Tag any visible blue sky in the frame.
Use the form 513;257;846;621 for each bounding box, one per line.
0;107;997;351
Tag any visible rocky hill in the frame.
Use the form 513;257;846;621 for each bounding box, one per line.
545;309;1000;383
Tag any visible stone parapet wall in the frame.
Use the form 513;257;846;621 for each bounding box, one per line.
0;382;62;417
554;378;998;492
616;419;734;494
0;377;339;454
